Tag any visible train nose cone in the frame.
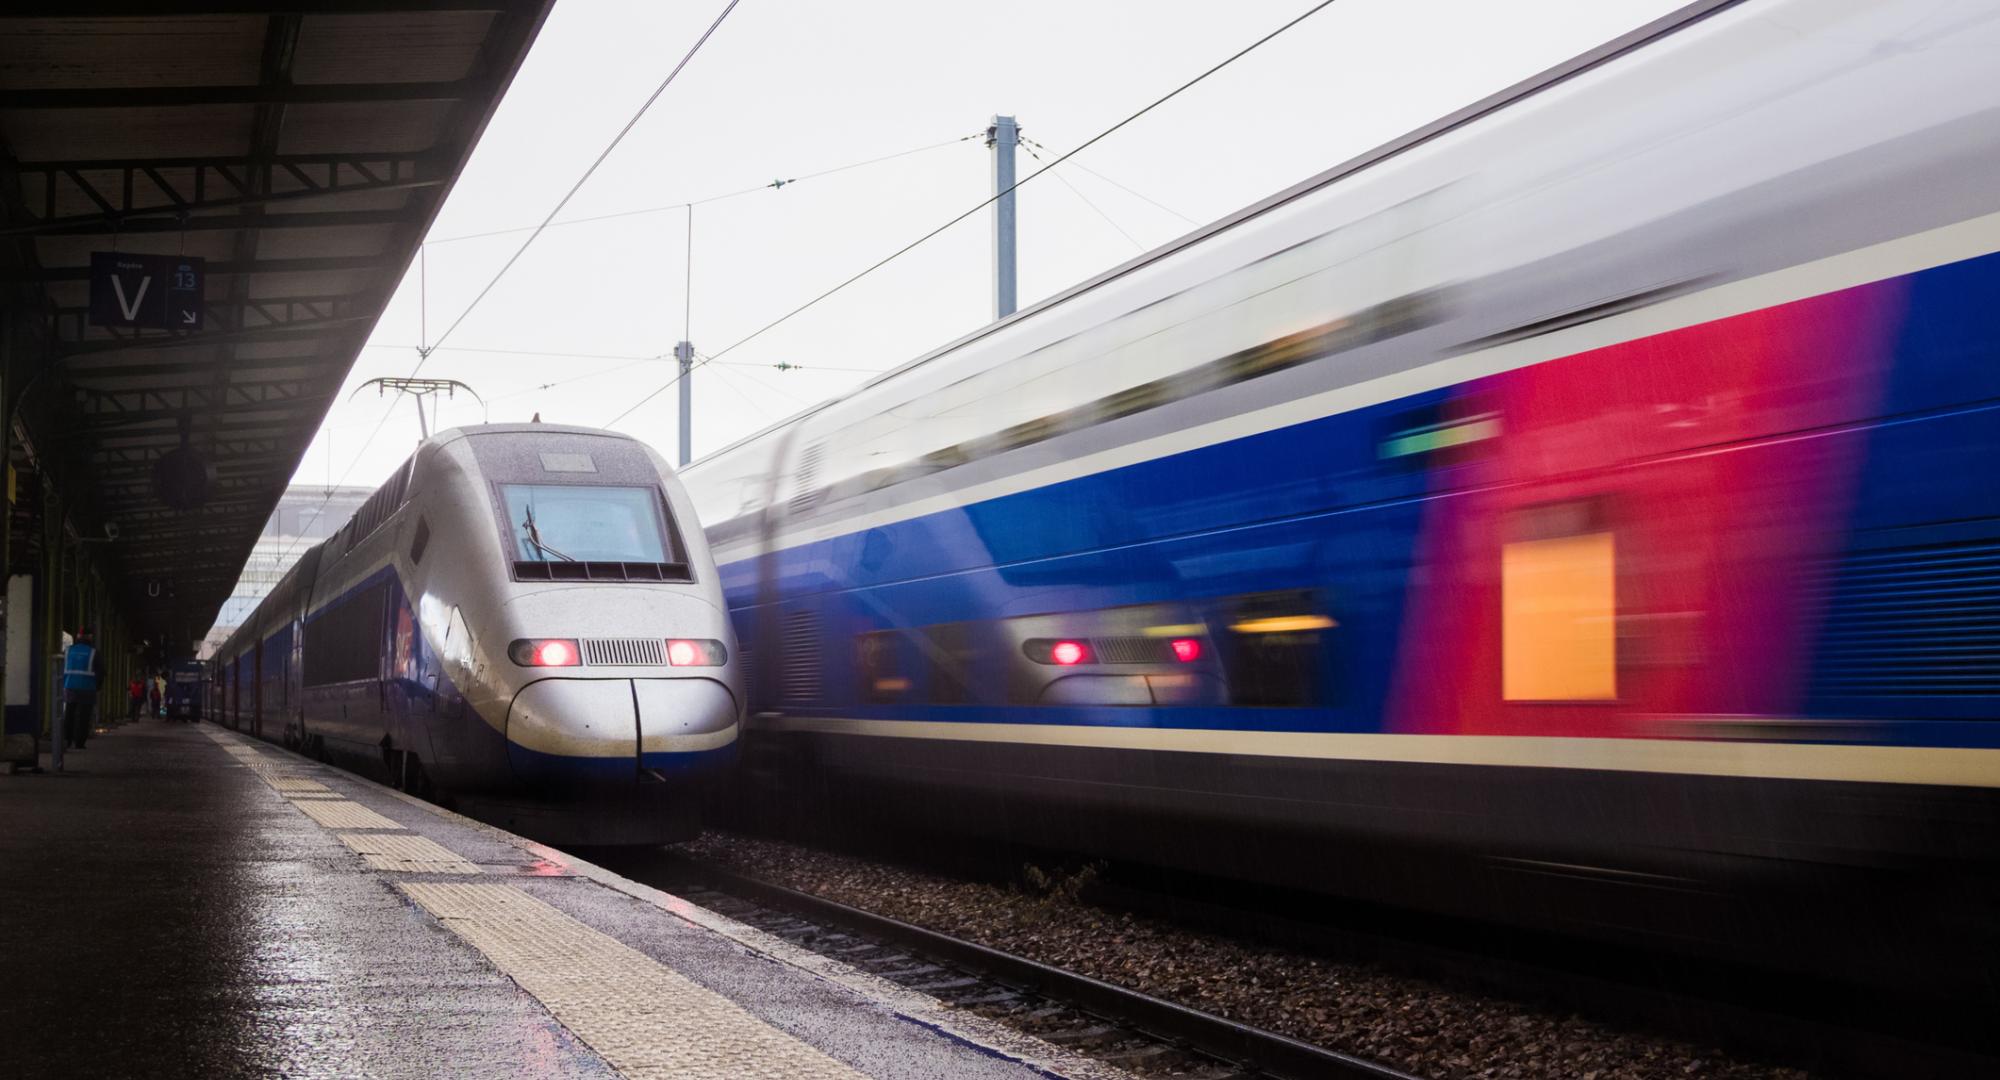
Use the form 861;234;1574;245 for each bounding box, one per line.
505;679;639;785
636;677;738;776
505;677;737;785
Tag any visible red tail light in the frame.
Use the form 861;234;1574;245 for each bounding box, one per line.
509;638;580;667
1169;638;1201;663
666;639;728;666
1025;638;1096;666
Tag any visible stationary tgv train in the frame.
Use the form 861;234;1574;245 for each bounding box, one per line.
681;0;2000;979
213;424;741;844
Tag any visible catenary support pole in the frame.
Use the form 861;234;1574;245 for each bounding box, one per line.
675;340;694;467
987;114;1019;320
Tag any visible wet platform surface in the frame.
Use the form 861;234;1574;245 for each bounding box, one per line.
0;722;1115;1080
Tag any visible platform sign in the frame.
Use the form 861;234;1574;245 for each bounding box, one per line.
88;252;204;330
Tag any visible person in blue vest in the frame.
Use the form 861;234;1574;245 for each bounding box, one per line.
60;628;104;752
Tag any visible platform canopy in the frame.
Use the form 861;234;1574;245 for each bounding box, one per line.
0;2;553;648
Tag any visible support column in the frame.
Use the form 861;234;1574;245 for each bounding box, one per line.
987;114;1019;321
675;340;694;468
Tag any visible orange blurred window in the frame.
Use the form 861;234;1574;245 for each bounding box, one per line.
1502;507;1616;702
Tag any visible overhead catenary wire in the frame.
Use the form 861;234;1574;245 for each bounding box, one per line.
268;398;399;567
272;1;742;566
1021;135;1200;226
418;0;742;364
700;354;787;420
716;362;810;409
700;347;811;408
355;343;881;403
422;133;984;246
1020;139;1145;250
359;132;982;410
605;0;1342;429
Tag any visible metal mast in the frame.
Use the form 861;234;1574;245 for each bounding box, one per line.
987;114;1019;320
674;340;694;467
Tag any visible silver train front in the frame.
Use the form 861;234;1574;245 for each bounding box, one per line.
213;424;741;845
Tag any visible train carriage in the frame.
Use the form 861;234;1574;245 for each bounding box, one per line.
682;0;2000;980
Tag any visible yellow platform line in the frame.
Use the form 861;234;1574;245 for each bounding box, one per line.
290;798;403;831
338;832;481;875
401;882;868;1080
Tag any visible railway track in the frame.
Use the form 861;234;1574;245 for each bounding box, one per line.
623;833;2000;1080
631;853;1422;1080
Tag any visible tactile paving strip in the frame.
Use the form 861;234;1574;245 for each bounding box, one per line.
271;778;332;793
338;832;481;874
400;882;868;1080
290;799;403;831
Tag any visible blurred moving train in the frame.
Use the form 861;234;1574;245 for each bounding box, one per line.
214;424;742;844
681;0;2000;978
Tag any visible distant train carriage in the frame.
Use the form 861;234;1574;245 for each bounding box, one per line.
213;424;742;845
681;0;2000;981
165;660;205;721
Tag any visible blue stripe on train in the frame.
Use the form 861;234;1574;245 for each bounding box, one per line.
721;253;2000;748
1806;251;2000;720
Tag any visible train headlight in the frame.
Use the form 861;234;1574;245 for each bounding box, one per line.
510;638;581;667
666;639;728;666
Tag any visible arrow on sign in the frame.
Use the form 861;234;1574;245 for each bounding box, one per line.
181;310;197;325
111;274;152;321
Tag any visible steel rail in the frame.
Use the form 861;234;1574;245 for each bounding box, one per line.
673;858;1422;1080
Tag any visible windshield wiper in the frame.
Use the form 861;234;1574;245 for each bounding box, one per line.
520;503;576;562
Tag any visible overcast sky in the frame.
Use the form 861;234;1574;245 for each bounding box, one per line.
293;0;1685;494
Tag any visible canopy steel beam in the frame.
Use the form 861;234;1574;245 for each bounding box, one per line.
58;319;371;358
21;253;390;281
104;504;270;526
81;426;303;450
5;79;486;111
91;438;284;463
110;499;269;518
72;380;323;417
7;2;529;15
53;292;361;346
3;154;437;237
59;354;327;380
100;476;271;500
31;207;411;238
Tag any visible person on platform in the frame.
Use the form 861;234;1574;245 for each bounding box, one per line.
149;673;164;719
60;628;104;753
127;676;145;723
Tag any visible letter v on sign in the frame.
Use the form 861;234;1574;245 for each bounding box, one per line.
111;273;152;321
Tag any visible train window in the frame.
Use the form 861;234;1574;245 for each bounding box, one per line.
303;583;387;686
502;484;677;564
856;630;914;703
1378;398;1501;467
1502;500;1616;702
1212;590;1332;706
410;517;431;565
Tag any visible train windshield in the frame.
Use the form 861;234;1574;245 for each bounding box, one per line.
502;484;675;564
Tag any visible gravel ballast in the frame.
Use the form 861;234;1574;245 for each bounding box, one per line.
681;832;1806;1080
